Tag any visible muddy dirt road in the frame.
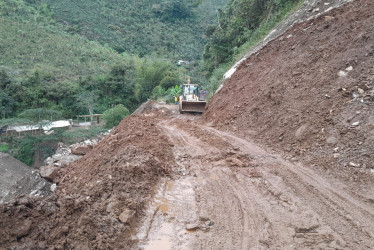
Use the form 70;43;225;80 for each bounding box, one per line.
1;0;373;248
137;112;374;249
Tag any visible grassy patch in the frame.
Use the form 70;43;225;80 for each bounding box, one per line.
0;144;10;153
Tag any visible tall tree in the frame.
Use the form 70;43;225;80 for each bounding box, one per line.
76;91;98;123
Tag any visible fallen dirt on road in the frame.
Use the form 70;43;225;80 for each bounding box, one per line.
1;0;374;249
1;102;374;249
0;108;176;249
138;115;374;249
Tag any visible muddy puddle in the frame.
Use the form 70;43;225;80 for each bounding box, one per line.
136;177;201;249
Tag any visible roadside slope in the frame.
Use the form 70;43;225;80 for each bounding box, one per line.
204;0;374;181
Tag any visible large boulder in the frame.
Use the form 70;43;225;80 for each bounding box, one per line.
39;165;60;182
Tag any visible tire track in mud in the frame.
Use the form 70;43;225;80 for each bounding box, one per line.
210;126;374;249
210;125;374;248
138;118;374;249
276;164;374;248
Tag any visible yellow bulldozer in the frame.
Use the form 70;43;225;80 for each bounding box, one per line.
179;82;208;114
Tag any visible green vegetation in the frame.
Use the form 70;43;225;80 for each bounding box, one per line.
15;136;39;166
0;144;10;153
14;134;59;166
61;126;108;144
0;17;124;80
0;118;31;127
37;0;228;60
0;56;189;119
103;104;129;129
18;108;62;122
0;0;228;61
167;85;183;103
202;0;302;93
0;0;229;121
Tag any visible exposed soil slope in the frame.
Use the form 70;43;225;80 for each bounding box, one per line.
205;0;374;182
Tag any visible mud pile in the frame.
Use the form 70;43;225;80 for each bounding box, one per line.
0;109;175;249
205;0;374;180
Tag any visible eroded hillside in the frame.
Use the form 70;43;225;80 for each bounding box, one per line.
205;0;374;184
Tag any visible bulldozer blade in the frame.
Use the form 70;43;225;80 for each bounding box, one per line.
180;101;206;113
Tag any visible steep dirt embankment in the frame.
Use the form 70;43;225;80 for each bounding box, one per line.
205;0;374;181
0;105;176;249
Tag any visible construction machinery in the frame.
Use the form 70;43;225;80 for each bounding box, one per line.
179;82;208;114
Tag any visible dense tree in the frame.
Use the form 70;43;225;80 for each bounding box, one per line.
0;70;12;90
75;91;98;123
0;93;15;119
18;108;62;122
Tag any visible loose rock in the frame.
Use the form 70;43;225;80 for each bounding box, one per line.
70;146;92;155
39;165;60;182
118;208;135;224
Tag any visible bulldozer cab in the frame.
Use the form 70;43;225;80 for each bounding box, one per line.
179;84;207;114
182;84;199;101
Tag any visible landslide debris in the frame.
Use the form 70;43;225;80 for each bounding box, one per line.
0;107;175;249
205;0;374;182
2;1;374;249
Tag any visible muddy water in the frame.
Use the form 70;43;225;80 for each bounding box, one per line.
137;177;200;249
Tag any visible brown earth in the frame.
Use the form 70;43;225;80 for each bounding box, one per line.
0;106;176;249
137;115;374;249
205;0;374;186
1;0;374;249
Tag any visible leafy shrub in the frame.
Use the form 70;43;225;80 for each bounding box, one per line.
103;104;129;129
151;86;166;100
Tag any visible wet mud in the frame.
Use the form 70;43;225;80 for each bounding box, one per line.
138;117;374;249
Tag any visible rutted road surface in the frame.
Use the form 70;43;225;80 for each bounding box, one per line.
137;114;374;249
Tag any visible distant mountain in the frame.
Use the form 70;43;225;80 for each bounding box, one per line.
0;1;124;79
24;0;229;60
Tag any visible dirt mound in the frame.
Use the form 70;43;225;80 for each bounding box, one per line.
133;100;178;116
205;0;374;182
0;110;175;249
